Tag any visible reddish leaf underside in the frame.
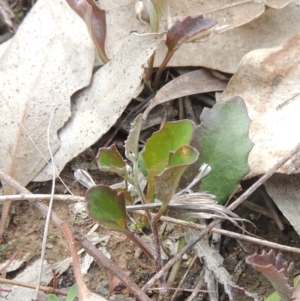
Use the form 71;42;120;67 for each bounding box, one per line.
166;15;217;50
246;250;294;301
66;0;108;62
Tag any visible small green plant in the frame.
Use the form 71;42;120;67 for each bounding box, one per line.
66;0;253;294
48;284;77;301
87;116;199;286
85;96;252;290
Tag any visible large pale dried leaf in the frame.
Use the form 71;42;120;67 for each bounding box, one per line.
265;174;300;237
178;1;300;73
0;0;95;189
219;31;300;178
144;69;227;118
35;32;164;181
97;0;296;72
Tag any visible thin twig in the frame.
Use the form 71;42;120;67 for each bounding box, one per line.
61;223;107;300
260;187;285;231
170;255;198;301
1;194;300;253
227;142;300;212
0;277;69;296
35;111;56;299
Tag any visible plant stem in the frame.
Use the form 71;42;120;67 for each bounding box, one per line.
167;236;186;289
125;230;155;260
132;160;152;225
145;53;155;84
153;49;174;91
150;220;167;293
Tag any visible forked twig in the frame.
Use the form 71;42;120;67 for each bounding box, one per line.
0;277;69;297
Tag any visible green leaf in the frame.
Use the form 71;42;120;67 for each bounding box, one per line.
48;295;59;301
155;145;199;205
125;114;143;162
191;96;253;203
66;284;78;301
97;144;127;176
141;120;195;172
86;185;127;231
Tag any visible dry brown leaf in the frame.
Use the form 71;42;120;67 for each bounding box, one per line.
219;31;300;178
97;0;297;72
265;174;300;237
0;0;95;189
35;32;165;181
144;69;228;118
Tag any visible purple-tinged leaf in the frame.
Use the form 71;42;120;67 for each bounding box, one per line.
166;15;216;51
86;184;127;232
154;15;216;89
97;144;127;177
66;0;109;63
86;185;155;259
246;250;295;301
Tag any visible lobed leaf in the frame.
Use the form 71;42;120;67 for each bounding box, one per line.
66;0;109;63
86;185;127;231
246;250;294;301
190;96;253;203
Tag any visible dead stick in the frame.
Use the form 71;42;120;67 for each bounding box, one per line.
135;211;300;254
142;142;300;292
0;170;151;301
0;277;69;296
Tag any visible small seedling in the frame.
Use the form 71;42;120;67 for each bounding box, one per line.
86;116;198;282
85;100;252;291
